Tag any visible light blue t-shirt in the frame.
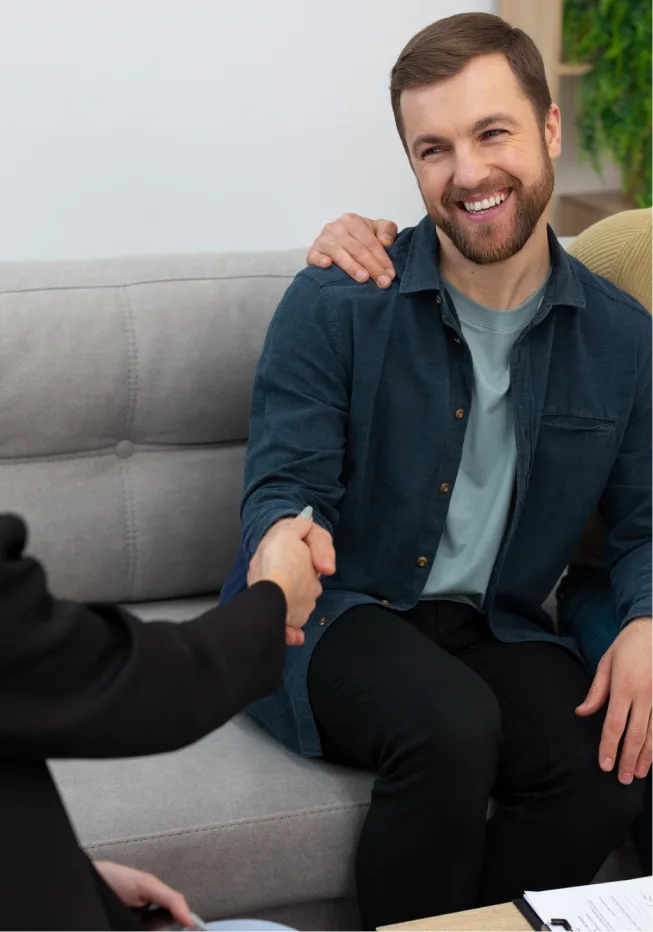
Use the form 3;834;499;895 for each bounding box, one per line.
422;276;549;610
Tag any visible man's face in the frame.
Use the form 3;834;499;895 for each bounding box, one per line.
400;53;561;265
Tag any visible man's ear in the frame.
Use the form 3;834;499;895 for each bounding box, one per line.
545;103;562;160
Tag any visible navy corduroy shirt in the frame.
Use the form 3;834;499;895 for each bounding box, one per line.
222;217;652;757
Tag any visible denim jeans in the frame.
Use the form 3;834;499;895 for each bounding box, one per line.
558;566;652;874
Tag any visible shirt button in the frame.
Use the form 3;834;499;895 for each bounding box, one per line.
436;294;442;305
318;616;329;626
453;336;462;344
380;599;390;606
454;408;465;420
440;482;451;494
416;556;429;568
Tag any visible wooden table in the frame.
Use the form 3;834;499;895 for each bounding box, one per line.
379;901;533;931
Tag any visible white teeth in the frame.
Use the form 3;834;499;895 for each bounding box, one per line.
463;190;508;212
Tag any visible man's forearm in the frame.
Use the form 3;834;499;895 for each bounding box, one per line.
239;271;349;562
242;492;333;560
242;495;305;559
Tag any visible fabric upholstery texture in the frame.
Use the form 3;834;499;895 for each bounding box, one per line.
567;209;652;313
51;715;373;920
0;251;305;602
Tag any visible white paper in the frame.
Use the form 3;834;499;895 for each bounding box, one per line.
525;877;653;931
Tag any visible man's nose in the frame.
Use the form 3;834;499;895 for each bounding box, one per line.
452;148;491;194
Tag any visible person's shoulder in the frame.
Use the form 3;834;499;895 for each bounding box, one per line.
569;208;652;269
567;208;652;313
296;223;419;293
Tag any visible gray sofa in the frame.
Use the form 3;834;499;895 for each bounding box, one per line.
0;243;637;930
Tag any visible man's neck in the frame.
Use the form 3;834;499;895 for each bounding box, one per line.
437;220;552;310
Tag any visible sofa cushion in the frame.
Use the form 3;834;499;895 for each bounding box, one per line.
123;594;221;623
0;250;306;604
52;714;373;921
52;703;632;925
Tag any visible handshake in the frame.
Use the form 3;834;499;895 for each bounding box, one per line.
247;507;336;645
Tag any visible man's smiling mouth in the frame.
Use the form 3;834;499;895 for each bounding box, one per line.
453;187;513;222
458;187;511;214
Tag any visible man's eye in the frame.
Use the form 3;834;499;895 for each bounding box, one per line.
482;129;506;140
422;146;444;158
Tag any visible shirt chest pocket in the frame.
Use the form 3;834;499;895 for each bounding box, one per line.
539;413;617;434
535;412;618;479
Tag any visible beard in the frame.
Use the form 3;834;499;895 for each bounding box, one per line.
424;146;555;266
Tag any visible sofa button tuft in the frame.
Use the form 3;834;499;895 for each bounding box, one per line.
116;440;135;459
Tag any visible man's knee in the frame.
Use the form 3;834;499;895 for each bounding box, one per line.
596;769;647;828
387;675;501;782
562;741;646;831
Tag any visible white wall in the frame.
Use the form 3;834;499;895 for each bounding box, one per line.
0;0;616;261
0;0;495;260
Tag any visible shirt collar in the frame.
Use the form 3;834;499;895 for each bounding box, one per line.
396;215;586;310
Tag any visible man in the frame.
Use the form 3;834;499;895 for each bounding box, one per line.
1;510;321;930
307;207;653;876
221;12;651;930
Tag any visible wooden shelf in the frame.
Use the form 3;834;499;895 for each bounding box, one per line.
558;62;592;76
499;0;624;239
557;191;635;236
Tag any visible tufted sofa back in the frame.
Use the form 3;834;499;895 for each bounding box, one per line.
0;250;305;602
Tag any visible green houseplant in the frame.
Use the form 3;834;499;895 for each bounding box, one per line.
562;0;652;208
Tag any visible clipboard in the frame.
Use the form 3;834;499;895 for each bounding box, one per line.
516;875;653;931
514;897;573;931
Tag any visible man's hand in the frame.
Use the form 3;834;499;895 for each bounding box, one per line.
576;616;652;784
93;861;193;928
248;511;333;645
307;213;398;288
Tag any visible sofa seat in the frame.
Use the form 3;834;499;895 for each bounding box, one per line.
53;713;374;922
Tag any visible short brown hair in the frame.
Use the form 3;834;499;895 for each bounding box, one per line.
390;12;552;146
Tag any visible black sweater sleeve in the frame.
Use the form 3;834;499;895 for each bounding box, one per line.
0;514;287;759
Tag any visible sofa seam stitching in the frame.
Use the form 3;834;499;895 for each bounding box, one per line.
0;440;246;465
0;274;297;296
81;800;370;849
119;286;139;597
119;285;139;440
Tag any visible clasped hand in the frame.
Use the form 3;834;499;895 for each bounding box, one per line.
248;511;336;645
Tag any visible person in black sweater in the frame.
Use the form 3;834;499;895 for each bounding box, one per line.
0;509;325;931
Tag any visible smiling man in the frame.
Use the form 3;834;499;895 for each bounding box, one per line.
221;13;651;931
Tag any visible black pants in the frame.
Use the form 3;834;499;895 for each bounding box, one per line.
307;602;645;931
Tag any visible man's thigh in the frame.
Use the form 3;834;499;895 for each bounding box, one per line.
460;640;601;793
307;604;500;771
